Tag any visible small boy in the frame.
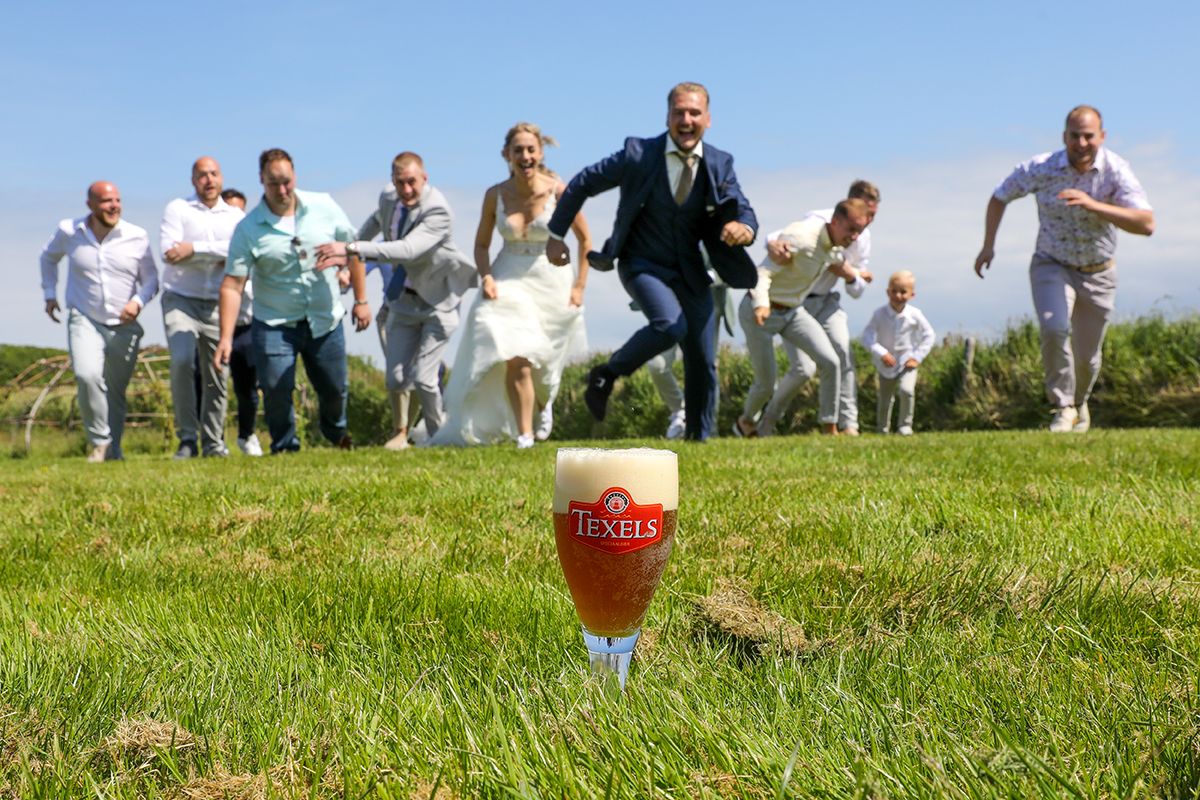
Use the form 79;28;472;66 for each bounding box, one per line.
861;270;935;435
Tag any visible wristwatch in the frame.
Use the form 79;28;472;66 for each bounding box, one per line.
346;242;360;257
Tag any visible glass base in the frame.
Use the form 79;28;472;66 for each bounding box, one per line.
582;627;640;690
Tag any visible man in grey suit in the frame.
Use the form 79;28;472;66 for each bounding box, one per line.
316;152;475;448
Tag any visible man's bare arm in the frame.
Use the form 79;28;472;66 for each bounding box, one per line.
974;196;1007;278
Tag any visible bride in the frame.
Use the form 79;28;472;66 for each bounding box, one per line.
430;123;590;448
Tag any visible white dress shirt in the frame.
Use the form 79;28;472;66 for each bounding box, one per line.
159;195;245;300
993;147;1151;268
861;302;936;379
40;217;159;326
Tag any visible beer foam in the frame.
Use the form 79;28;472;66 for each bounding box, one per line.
554;447;678;512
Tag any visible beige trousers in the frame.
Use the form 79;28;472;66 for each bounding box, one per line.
1029;254;1116;409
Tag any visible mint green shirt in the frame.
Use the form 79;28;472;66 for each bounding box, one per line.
226;189;356;336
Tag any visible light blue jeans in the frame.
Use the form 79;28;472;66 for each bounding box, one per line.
67;309;143;457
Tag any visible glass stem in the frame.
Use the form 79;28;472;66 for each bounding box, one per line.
582;628;640;690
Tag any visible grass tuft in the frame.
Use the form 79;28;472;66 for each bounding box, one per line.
695;582;820;658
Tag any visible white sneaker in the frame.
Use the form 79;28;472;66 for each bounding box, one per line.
516;434;535;450
1073;403;1090;433
664;410;686;440
897;426;914;436
535;404;554;441
1048;406;1078;433
237;434;264;457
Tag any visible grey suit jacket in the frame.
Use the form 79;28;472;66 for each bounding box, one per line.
354;183;477;313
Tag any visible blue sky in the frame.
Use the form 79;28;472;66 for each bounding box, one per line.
3;0;1196;364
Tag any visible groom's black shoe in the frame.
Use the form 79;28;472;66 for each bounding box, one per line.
584;365;615;421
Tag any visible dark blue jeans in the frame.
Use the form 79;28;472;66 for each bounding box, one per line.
230;323;259;439
610;261;717;440
252;319;347;452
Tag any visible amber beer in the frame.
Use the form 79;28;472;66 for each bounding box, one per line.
554;447;678;686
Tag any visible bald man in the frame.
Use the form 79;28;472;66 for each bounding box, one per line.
40;182;159;462
974;106;1154;433
160;157;246;458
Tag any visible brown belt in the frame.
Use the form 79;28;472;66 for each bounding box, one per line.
1070;259;1114;274
770;301;794;312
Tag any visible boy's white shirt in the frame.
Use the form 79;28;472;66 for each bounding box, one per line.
861;302;936;379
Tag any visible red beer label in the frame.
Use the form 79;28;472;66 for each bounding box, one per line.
567;486;663;555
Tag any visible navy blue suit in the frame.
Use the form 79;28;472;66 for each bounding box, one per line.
548;133;758;440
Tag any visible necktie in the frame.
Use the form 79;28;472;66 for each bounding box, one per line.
393;204;409;239
384;204;410;301
674;152;696;205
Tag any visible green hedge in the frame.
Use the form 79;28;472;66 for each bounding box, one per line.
552;314;1200;436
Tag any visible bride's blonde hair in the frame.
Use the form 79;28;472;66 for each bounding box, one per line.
503;122;558;179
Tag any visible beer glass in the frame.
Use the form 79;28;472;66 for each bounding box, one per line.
554;447;679;689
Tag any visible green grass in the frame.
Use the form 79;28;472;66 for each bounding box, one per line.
2;431;1200;797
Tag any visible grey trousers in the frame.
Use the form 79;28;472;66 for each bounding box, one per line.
739;294;839;424
1030;254;1116;409
376;303;419;427
645;346;685;416
876;368;918;433
67;309;143;456
163;291;228;454
384;292;457;436
766;292;859;428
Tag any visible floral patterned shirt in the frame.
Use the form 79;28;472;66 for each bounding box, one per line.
993;148;1151;268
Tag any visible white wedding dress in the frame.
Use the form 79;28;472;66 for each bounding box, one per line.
430;191;587;445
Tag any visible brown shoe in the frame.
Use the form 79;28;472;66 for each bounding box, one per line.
384;430;410;451
732;416;758;438
337;435;354;451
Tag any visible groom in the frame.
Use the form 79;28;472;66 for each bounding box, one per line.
546;82;758;440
